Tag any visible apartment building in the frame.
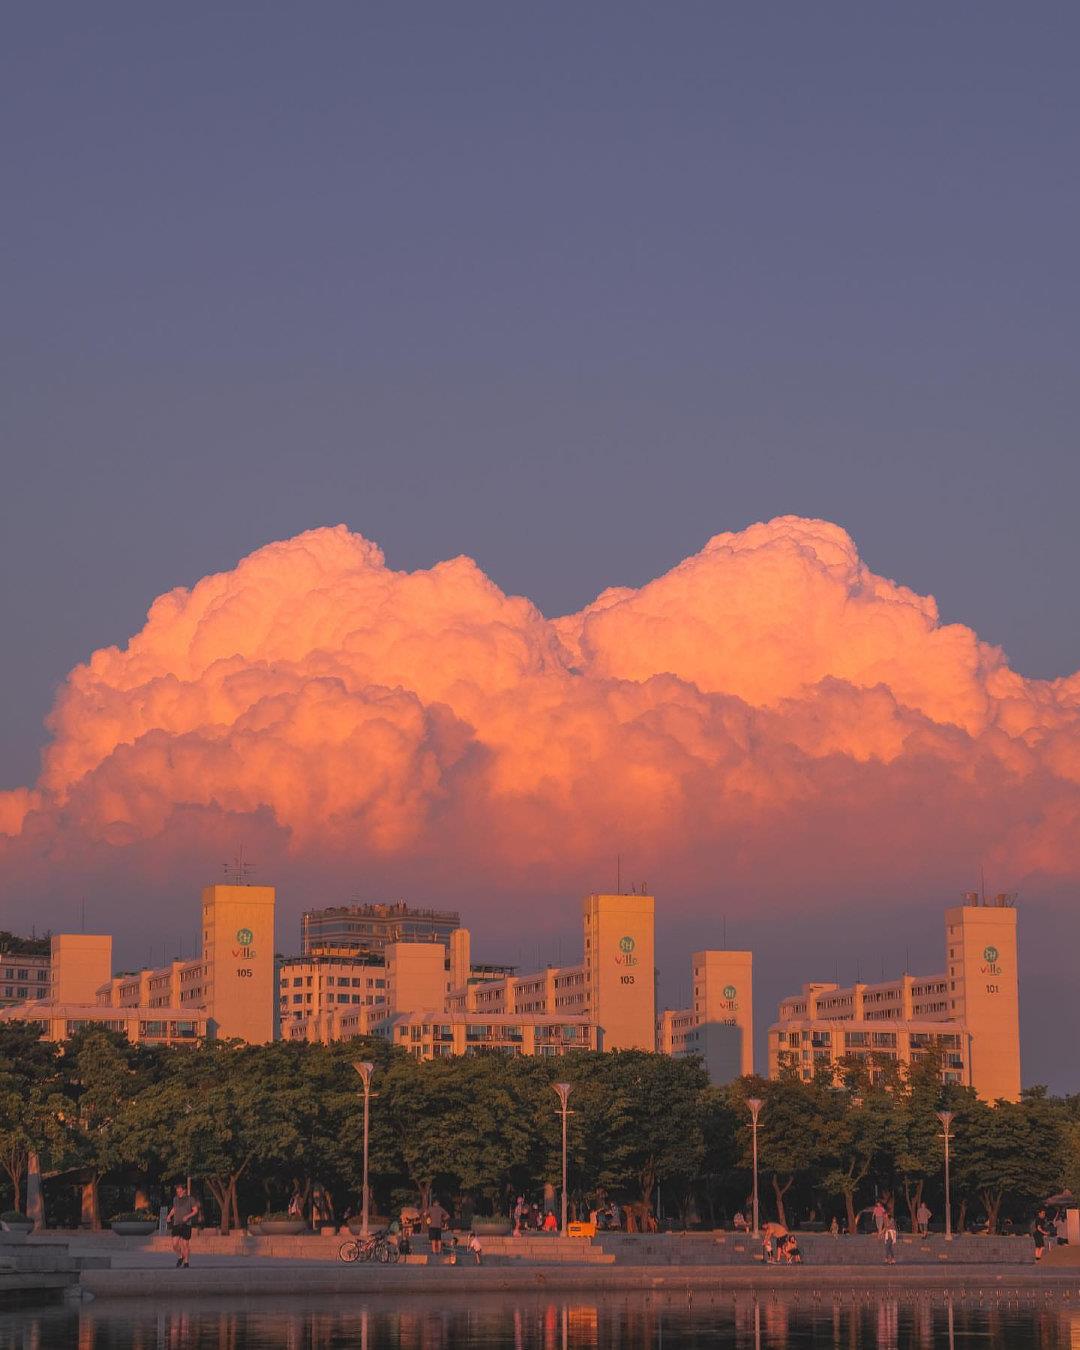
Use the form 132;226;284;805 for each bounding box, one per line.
0;885;275;1046
658;949;754;1083
767;899;1020;1101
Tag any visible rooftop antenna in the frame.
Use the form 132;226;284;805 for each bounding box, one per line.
722;915;727;948
80;899;85;933
223;845;255;886
617;855;621;895
980;864;987;906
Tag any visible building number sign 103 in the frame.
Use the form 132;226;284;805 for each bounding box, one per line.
234;927;255;978
616;935;637;984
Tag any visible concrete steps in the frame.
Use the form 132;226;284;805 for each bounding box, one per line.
594;1232;1036;1266
0;1231;109;1303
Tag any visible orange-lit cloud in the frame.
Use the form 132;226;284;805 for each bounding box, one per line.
3;517;1079;904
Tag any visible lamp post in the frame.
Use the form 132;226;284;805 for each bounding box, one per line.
354;1061;376;1237
747;1097;763;1238
553;1083;574;1232
937;1110;955;1241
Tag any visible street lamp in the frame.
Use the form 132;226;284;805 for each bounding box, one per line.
937;1110;955;1241
552;1083;574;1233
354;1061;376;1237
747;1097;763;1238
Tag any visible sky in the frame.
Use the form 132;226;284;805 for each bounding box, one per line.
2;5;1079;1087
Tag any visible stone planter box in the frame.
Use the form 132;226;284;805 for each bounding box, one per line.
347;1217;389;1236
472;1219;512;1236
1;1219;33;1235
111;1220;158;1236
258;1219;307;1235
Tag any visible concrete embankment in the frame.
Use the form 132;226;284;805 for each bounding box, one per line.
79;1263;1080;1300
0;1232;108;1306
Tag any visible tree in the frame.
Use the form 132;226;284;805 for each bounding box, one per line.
735;1072;832;1228
952;1090;1066;1232
820;1078;899;1233
137;1042;300;1233
55;1028;144;1228
0;1023;62;1212
572;1052;708;1223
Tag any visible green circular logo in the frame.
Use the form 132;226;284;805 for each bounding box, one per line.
619;936;635;953
723;984;737;1000
236;927;254;945
983;945;999;962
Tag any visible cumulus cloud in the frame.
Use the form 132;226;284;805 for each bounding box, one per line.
3;516;1080;907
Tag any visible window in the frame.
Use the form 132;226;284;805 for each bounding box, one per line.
872;1032;897;1048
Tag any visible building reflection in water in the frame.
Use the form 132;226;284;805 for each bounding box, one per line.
3;1292;1080;1350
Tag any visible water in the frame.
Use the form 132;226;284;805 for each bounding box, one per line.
1;1291;1078;1348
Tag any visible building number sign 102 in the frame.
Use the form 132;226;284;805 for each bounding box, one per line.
234;927;255;979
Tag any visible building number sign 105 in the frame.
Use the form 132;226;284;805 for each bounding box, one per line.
234;927;255;978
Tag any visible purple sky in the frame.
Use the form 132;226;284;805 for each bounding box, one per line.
2;6;1078;1087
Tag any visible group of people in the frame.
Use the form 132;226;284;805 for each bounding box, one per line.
392;1198;485;1263
512;1196;558;1234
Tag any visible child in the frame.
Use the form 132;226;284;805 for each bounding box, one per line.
881;1217;898;1264
446;1234;459;1265
468;1232;483;1265
782;1234;803;1264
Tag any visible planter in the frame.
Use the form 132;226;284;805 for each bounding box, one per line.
1;1219;33;1235
472;1219;512;1236
258;1219;306;1236
348;1217;390;1236
111;1221;158;1236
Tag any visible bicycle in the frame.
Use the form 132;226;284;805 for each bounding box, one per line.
338;1231;400;1264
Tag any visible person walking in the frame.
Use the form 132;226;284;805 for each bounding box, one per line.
916;1201;931;1237
872;1200;887;1234
427;1197;449;1255
166;1183;200;1268
1033;1207;1055;1262
468;1231;483;1265
881;1215;898;1264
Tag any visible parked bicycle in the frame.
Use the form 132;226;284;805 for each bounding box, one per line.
338;1230;400;1264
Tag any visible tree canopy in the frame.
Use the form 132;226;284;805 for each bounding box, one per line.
0;1020;1073;1235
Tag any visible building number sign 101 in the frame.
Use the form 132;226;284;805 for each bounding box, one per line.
234;927;255;978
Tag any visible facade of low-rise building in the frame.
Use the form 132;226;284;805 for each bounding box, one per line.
373;1009;600;1058
767;899;1020;1102
0;944;51;1008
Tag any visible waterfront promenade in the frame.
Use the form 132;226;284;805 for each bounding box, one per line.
16;1230;1080;1302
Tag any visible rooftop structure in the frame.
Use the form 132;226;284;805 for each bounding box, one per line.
300;901;461;957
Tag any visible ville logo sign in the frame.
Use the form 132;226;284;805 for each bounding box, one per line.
980;943;1001;977
233;926;256;958
615;935;638;967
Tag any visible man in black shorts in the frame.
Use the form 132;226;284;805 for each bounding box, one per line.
427;1198;449;1256
167;1183;200;1267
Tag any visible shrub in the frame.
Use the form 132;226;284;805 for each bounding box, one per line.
111;1211;156;1223
1;1211;28;1222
